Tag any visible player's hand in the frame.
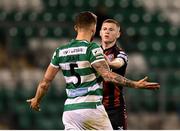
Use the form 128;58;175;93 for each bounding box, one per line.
26;98;41;111
135;76;160;90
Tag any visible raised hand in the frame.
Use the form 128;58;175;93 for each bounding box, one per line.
135;76;160;89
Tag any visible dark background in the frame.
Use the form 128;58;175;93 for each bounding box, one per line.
0;0;180;129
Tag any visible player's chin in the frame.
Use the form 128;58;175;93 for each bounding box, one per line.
103;39;113;43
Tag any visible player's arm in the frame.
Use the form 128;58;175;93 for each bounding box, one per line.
27;64;59;111
104;55;125;69
92;60;160;89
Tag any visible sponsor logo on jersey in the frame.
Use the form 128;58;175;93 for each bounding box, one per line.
92;48;103;57
59;47;87;56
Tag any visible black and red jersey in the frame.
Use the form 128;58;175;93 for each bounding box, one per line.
102;44;128;110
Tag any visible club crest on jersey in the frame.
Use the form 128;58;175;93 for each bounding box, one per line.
107;54;114;61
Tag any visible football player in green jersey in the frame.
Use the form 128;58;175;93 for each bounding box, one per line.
27;11;160;130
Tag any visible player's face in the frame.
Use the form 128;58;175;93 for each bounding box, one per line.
100;23;120;43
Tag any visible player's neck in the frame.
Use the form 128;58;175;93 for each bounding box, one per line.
102;41;116;50
76;31;93;42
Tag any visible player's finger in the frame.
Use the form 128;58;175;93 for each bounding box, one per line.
32;105;41;112
147;83;160;87
138;76;148;83
141;76;148;82
146;83;160;89
31;106;38;111
147;85;159;89
35;107;41;112
146;82;159;85
26;99;32;103
146;86;159;89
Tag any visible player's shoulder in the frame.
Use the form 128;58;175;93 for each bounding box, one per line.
88;42;101;49
55;40;73;51
115;46;128;62
54;45;66;52
119;50;127;56
114;45;127;55
52;44;69;57
87;42;103;56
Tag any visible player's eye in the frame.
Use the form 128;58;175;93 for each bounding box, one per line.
103;27;107;31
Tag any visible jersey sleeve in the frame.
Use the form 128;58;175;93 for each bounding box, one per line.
117;51;128;64
87;42;105;65
50;48;60;68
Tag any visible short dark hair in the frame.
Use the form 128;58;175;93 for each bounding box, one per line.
75;11;97;29
102;19;120;30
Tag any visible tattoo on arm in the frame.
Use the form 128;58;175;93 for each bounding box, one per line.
112;72;136;87
92;60;136;88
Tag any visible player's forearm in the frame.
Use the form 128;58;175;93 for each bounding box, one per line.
34;78;51;103
102;71;137;88
34;65;59;102
92;60;137;88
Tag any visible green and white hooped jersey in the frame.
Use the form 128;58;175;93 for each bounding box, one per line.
50;39;105;111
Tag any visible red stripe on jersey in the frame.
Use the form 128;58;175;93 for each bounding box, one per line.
114;85;121;108
102;81;111;107
102;44;127;110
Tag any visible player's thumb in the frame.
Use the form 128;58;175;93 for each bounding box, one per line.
26;99;31;103
141;76;148;82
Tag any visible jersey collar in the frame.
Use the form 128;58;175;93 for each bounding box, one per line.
72;39;89;44
101;44;117;52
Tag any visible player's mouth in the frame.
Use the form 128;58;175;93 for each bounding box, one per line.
104;35;109;38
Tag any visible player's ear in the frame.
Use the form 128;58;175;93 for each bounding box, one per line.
116;31;120;38
91;24;96;35
91;28;95;36
74;25;77;31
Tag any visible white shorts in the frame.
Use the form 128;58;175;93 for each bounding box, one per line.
62;105;113;130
